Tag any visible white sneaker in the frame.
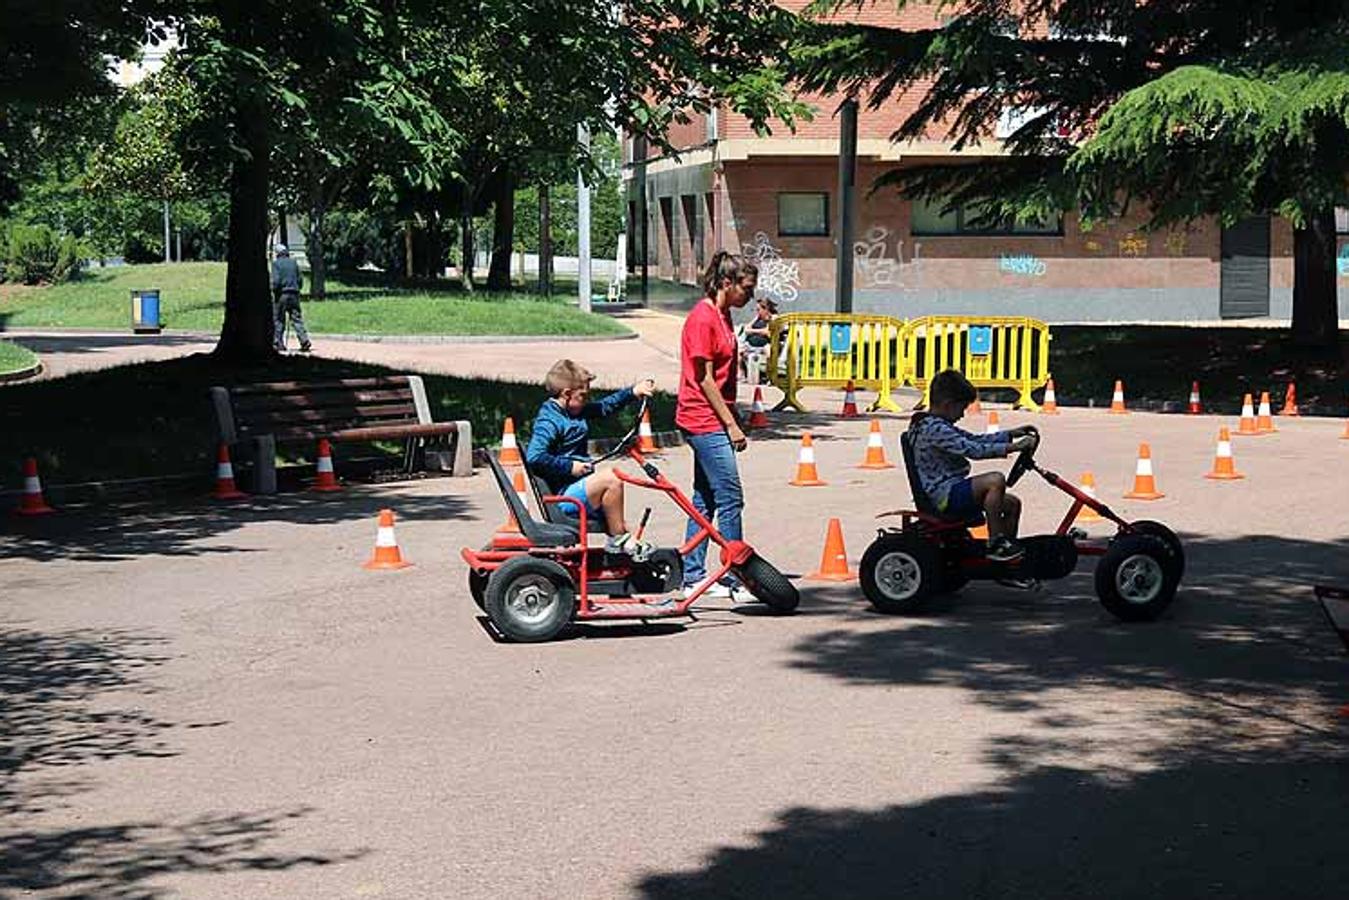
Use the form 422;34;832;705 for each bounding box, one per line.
683;581;752;603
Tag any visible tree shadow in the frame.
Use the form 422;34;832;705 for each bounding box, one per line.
0;489;475;563
2;807;365;898
636;755;1349;900
637;531;1349;899
0;626;367;895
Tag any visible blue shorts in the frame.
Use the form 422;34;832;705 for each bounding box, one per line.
940;478;981;518
560;478;604;522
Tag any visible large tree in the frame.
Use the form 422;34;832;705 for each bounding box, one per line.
792;0;1349;348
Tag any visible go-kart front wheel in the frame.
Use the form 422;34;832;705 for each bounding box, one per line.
1126;520;1185;581
484;556;577;642
1094;534;1179;622
469;569;489;611
860;532;940;614
736;553;799;614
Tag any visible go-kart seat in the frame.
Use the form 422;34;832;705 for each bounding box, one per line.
487;455;579;547
899;428;986;528
528;471;576;526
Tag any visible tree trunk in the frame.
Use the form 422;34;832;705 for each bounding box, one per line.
215;98;275;362
460;209;475;292
1291;208;1341;349
487;170;516;290
308;203;327;300
404;220;415;280
539;183;552;296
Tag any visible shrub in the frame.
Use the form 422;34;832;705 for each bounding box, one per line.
5;224;83;284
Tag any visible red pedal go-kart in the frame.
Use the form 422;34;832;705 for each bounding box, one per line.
860;426;1184;621
462;401;799;642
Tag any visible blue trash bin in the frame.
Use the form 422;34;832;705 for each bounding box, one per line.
131;289;162;334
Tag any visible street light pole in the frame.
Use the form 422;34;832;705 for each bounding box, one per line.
577;124;592;314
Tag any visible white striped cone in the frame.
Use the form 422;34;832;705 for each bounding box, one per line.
986;411;1001;435
363;508;412;569
17;457;55;515
1124;443;1164;500
212;443;245;500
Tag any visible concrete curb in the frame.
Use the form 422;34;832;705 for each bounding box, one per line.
2;326;636;344
0;361;43;383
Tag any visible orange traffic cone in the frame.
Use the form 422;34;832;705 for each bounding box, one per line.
311;438;342;492
970;522;989;540
968;396;983;416
806;518;855;581
1075;472;1105;523
498;417;524;465
857;419;895;470
1235;393;1260;436
15;457;55;515
789;433;827;486
1256;391;1277;433
1109;380;1128;414
1340;419;1349;441
1188;381;1202;415
1279;383;1300;416
840;380;860;418
985;410;1001;435
1123;443;1165;500
1204;427;1245;480
212;443;246;500
363;508;412;570
748;387;769;429
497;470;531;535
1041;379;1059;415
638;408;661;455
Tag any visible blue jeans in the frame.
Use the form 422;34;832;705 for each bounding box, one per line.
682;430;744;587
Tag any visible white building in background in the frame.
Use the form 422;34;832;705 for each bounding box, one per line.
110;27;179;88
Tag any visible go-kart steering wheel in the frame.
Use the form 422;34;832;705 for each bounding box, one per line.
590;397;651;465
1005;425;1040;488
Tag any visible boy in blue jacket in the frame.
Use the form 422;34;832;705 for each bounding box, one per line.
526;359;656;556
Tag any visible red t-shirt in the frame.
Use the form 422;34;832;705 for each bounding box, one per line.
676;298;739;434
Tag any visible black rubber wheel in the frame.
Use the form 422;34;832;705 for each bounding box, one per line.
484;556;577;642
1127;520;1185;581
860;532;942;614
1094;533;1180;622
735;553;799;613
469;569;490;611
939;564;970;595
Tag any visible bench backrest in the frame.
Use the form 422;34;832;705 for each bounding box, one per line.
225;377;425;444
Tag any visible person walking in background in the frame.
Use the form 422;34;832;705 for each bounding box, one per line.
271;243;311;353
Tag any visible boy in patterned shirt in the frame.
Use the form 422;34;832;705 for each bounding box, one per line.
908;369;1038;562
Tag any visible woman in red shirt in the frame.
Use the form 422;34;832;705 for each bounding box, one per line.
676;250;758;600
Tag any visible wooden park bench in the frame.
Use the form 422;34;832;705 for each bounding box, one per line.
209;375;472;493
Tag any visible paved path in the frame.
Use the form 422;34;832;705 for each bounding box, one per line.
3;402;1347;898
1;310;686;388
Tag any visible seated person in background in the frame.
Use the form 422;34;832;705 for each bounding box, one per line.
526;359;657;556
738;296;777;383
908;369;1038;562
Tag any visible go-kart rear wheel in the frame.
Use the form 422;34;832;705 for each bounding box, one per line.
860;532;941;614
1094;534;1179;622
484;556;577;642
469;569;489;611
736;553;799;614
1127;520;1185;581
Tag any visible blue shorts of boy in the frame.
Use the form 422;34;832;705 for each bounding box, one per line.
560;478;605;523
940;477;982;518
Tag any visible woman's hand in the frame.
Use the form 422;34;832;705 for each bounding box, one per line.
727;423;748;452
633;378;656;398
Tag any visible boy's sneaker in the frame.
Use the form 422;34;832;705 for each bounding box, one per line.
683;580;752;603
605;532;654;561
986;536;1026;563
299;342;313;353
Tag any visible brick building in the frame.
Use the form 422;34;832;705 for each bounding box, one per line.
623;2;1349;323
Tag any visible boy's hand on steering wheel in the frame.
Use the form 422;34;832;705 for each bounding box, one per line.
1009;433;1038;453
571;460;594;477
633;378;656;398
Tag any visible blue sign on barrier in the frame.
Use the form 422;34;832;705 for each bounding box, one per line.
829;323;851;354
969;326;992;355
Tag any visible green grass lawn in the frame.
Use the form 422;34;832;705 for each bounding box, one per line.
0;354;674;490
0;262;629;337
0;339;39;375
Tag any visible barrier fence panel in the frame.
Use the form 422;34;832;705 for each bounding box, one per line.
767;313;906;412
901;316;1051;411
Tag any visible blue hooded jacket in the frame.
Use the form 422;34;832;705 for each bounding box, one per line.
526;387;636;494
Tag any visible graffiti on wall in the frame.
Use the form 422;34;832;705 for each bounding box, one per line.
1118;232;1148;257
853;225;922;291
1084;238;1104;254
1164;232;1188;257
746;231;800;304
998;253;1047;277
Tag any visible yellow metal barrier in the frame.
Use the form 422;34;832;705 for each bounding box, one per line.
900;316;1052;411
767;313;907;412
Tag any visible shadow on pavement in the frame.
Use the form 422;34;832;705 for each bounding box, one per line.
637;532;1349;899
